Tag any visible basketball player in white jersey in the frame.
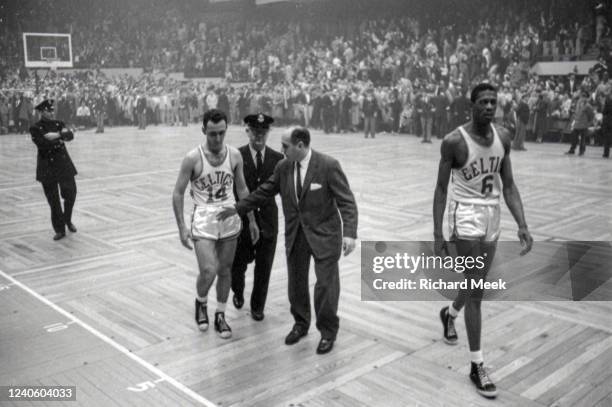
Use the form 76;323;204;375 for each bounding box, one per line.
433;83;533;398
173;109;259;339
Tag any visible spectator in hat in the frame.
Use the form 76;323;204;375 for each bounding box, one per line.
230;113;284;320
29;99;78;241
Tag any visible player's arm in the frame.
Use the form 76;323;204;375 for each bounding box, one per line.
232;149;259;244
172;152;196;250
433;135;455;240
498;127;533;255
217;160;282;220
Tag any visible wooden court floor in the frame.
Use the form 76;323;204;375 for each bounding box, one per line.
0;124;611;407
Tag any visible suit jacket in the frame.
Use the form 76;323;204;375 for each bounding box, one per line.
565;78;581;96
234;145;284;240
236;150;358;261
30;117;77;183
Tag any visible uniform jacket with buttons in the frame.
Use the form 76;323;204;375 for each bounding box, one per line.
30;118;77;183
234;144;284;240
236;150;358;261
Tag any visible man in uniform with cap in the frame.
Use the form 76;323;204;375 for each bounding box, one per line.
231;113;284;321
30;99;78;241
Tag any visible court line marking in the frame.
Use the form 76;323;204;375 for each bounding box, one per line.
0;268;218;407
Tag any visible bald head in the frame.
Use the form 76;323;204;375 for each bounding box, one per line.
281;126;310;162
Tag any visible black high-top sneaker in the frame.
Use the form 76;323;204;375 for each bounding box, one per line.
214;312;232;339
195;299;209;332
470;362;498;398
439;306;458;345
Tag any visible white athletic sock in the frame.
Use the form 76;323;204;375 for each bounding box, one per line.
197;296;207;304
448;303;459;318
216;302;226;313
470;350;484;364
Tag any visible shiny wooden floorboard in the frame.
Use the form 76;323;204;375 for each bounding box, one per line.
0;125;611;407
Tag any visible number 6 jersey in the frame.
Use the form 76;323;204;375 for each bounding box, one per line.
451;124;504;205
191;144;237;207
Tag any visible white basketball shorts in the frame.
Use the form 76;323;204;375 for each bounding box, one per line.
191;205;242;241
448;200;501;242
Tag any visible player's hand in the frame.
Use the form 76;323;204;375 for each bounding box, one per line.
179;228;193;250
434;235;449;257
249;221;260;245
342;237;356;256
518;226;533;256
216;206;237;221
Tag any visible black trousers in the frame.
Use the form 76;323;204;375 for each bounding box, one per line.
569;128;588;154
603;122;612;157
42;178;77;233
287;227;340;340
231;233;277;313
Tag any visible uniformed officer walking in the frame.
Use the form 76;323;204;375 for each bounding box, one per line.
231;113;283;321
30;99;78;241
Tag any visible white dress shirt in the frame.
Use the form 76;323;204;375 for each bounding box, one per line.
294;148;312;200
248;145;266;168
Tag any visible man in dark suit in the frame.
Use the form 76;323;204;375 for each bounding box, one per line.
565;73;581;97
231;113;284;321
217;88;231;123
136;93;147;129
30;99;78;241
219;127;358;354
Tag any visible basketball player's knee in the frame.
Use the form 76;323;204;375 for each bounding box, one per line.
199;265;217;278
216;268;229;279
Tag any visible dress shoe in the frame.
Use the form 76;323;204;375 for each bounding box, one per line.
53;232;66;241
316;338;335;354
67;223;77;233
285;326;307;345
251;310;264;321
232;293;244;309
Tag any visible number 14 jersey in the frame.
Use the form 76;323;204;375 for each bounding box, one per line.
451;124;504;205
191;144;237;207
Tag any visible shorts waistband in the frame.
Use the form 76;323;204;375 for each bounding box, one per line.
451;199;500;207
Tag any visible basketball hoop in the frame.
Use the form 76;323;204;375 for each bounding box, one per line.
44;58;59;71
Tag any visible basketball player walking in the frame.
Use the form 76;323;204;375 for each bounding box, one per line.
173;109;259;339
433;83;533;398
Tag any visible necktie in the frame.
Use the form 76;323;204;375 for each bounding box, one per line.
256;150;263;174
296;162;302;199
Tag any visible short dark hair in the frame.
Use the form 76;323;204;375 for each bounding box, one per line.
202;109;227;128
290;127;311;147
470;83;497;103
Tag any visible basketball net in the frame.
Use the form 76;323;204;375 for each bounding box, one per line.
45;58;59;71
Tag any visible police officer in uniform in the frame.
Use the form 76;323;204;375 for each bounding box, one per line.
30;99;78;241
231;113;283;320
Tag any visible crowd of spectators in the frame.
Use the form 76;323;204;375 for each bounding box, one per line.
1;0;603;78
0;64;608;149
0;0;609;148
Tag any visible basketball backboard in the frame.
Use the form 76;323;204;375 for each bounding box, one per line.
23;33;73;68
